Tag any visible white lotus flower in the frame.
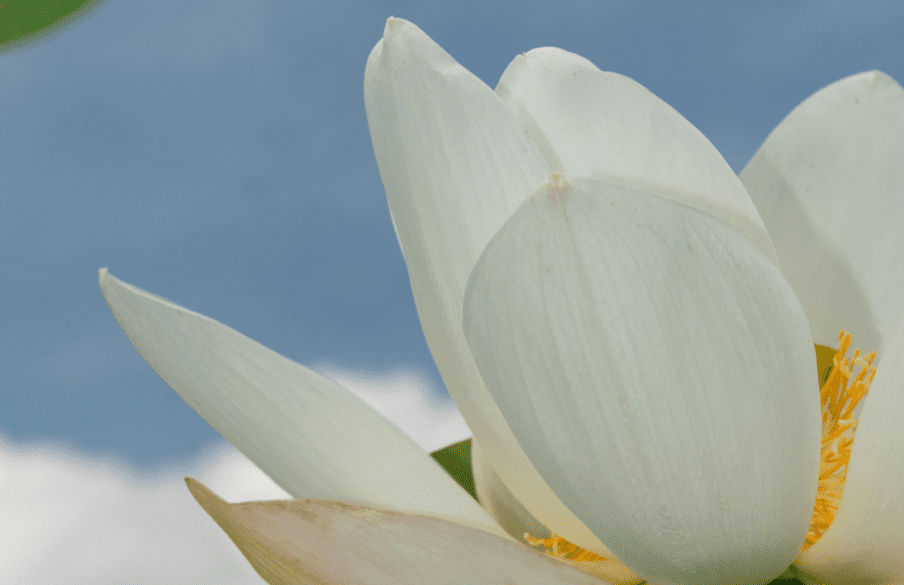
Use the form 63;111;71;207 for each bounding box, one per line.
99;17;904;585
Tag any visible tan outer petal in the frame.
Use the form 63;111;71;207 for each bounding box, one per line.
186;479;612;585
99;269;499;535
365;17;614;555
740;70;904;351
795;320;904;585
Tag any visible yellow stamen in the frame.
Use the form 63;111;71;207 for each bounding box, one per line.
523;533;607;562
803;330;876;550
522;532;642;584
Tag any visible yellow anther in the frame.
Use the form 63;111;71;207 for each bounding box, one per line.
522;532;642;584
523;532;607;562
804;330;876;550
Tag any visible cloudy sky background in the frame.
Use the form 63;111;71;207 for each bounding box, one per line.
2;0;902;581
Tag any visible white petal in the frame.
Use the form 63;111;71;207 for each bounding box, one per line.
463;176;821;585
795;320;904;585
741;71;904;351
473;443;643;585
98;269;498;534
186;479;612;585
365;18;612;554
496;47;776;262
471;440;551;542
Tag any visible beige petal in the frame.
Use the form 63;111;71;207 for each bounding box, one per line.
186;478;611;585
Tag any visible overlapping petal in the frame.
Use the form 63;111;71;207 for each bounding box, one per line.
496;47;776;262
185;479;612;585
470;441;549;541
741;71;904;352
472;441;641;585
364;17;610;553
463;176;820;585
99;269;498;534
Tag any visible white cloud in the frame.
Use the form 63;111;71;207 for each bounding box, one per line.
0;440;284;584
2;367;470;584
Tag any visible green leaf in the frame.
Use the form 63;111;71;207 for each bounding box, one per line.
431;438;476;500
0;0;102;52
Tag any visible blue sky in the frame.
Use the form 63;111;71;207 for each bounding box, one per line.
2;0;903;466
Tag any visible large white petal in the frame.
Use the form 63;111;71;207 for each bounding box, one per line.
496;47;776;262
741;71;904;351
365;18;612;553
185;479;612;585
795;320;904;585
463;176;820;585
98;269;498;534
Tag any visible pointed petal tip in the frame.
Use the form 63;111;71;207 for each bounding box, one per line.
498;48;598;98
98;267;121;305
517;46;598;70
373;17;448;62
185;477;227;514
381;16;418;42
98;267;128;298
366;17;424;83
184;475;204;498
383;16;403;36
834;69;901;94
857;68;895;84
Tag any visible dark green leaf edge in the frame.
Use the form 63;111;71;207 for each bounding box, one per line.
0;0;105;53
430;438;476;500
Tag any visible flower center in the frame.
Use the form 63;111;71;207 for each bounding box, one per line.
804;330;876;550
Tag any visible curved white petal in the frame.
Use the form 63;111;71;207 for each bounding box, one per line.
463;176;820;585
473;443;643;585
471;441;552;542
496;47;776;262
796;320;904;585
365;18;612;554
741;71;904;351
186;479;612;585
98;269;498;534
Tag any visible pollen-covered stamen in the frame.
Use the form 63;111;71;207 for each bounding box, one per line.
523;533;608;562
803;330;877;550
523;532;642;584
